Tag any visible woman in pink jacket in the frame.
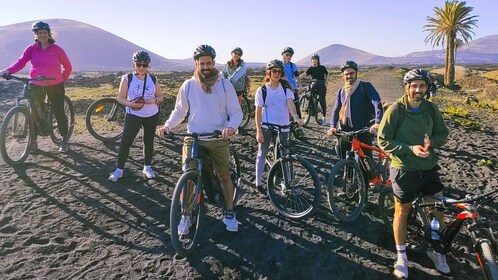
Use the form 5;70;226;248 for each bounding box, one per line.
0;21;72;152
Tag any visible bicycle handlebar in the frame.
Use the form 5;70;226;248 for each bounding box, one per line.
334;127;371;138
419;189;498;208
168;130;222;139
261;121;298;131
2;74;56;83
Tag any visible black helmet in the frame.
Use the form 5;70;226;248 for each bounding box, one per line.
311;54;320;60
282;47;294;55
403;69;431;85
266;59;284;70
193;44;216;60
32;21;51;33
133;50;151;63
231;47;243;56
340;61;358;72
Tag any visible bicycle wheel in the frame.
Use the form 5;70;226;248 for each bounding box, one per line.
229;148;242;206
265;142;280;170
238;95;251;129
314;99;324;125
0;106;33;165
170;170;204;257
267;155;321;219
378;186;395;233
327;159;367;222
85;97;125;142
477;240;498;280
49;95;75;144
298;95;311;126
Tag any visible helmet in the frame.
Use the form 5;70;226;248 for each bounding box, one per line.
311;54;320;60
32;21;51;33
193;44;216;60
266;59;284;70
231;47;243;56
132;50;151;63
403;69;431;85
282;47;294;55
340;61;358;72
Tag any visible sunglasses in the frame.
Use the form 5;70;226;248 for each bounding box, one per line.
271;69;283;74
136;63;149;68
233;52;241;56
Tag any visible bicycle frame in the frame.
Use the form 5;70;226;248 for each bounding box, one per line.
263;122;296;187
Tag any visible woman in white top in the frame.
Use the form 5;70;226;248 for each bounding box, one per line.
254;59;302;195
109;51;164;182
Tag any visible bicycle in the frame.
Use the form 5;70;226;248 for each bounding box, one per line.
378;188;498;279
237;92;252;129
85;97;126;142
327;128;391;222
299;79;325;127
262;121;321;219
168;130;241;257
0;74;75;165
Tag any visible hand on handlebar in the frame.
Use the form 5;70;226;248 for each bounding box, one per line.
369;123;379;134
326;127;337;137
221;127;236;139
155;125;170;138
0;70;8;78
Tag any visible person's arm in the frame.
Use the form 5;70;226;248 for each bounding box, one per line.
228;61;247;83
58;47;72;81
225;80;243;130
299;67;310;79
117;76;142;109
145;78;163;104
255;106;264;143
365;82;382;124
330;88;342;128
5;45;34;75
377;106;412;156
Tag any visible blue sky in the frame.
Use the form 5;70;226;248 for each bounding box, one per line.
0;0;496;63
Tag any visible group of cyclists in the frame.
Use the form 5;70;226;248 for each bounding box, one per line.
1;20;453;279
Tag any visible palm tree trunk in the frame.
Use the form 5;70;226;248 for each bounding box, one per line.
444;46;450;86
448;35;456;87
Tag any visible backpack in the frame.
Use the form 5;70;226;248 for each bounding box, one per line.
261;81;290;105
127;73;156;89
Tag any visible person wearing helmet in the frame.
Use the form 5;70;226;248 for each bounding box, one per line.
108;50;164;182
377;69;449;279
254;59;303;196
299;54;329;125
327;61;383;159
0;21;72;152
281;47;303;118
156;45;242;232
222;47;247;96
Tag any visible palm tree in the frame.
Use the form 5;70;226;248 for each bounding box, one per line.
424;0;478;87
454;38;463;63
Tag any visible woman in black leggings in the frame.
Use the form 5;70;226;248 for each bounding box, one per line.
108;51;164;182
300;54;329;125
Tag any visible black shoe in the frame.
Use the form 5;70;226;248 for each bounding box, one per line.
257;185;268;198
30;140;39;153
59;136;69;152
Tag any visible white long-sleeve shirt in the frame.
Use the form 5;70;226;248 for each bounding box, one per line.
165;74;243;134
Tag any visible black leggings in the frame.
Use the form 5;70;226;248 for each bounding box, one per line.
312;81;327;116
293;89;301;118
30;83;68;137
117;113;159;169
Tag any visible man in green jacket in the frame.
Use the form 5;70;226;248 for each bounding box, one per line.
377;69;449;279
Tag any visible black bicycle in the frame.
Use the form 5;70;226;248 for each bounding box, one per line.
0;75;75;165
299;79;325;127
379;188;498;279
85;97;126;142
262;121;321;219
168;130;241;257
238;92;252;129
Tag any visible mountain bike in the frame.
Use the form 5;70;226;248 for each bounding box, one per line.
238;92;252;129
379;188;498;279
85;97;126;142
262;121;321;219
0;74;75;165
327;128;391;222
168;130;241;257
299;79;325;127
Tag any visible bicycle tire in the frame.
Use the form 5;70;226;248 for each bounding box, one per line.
477;240;498;280
85;97;125;142
265;142;280;170
229;147;242;207
327;159;367;222
49;95;75;144
267;155;321;219
379;186;428;253
314;100;324;125
170;170;204;257
238;95;251;129
0;106;33;165
298;95;311;127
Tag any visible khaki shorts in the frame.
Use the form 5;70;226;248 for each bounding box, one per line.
182;137;230;172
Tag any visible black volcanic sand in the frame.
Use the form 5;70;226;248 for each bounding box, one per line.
0;68;497;279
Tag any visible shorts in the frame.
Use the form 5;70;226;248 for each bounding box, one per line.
391;167;444;204
182;137;230;172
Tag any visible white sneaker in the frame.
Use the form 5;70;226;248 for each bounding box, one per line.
142;166;156;179
108;169;123;182
177;216;192;236
393;258;409;279
223;211;238;232
427;249;450;274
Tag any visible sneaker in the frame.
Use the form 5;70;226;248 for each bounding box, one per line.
322;119;327;126
257;185;267;198
393;258;409;279
426;249;450;274
30;139;39;153
108;168;123;182
59;136;69;152
223;210;238;232
177;216;192;236
142;166;156;179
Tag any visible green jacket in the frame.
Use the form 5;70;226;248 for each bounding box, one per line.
377;95;448;171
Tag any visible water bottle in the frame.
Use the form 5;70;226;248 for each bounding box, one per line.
431;217;440;240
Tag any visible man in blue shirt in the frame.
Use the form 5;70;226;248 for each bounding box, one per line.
281;47;302;117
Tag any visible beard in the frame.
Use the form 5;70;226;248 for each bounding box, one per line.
200;68;217;79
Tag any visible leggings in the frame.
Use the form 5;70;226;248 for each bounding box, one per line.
30;83;68;137
255;128;289;186
117;112;159;169
312;81;327;116
292;89;301;118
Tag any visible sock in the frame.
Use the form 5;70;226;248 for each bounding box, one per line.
396;245;407;261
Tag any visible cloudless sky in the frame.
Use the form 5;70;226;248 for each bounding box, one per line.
0;0;496;63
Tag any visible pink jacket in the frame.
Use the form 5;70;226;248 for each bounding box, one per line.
7;43;72;86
